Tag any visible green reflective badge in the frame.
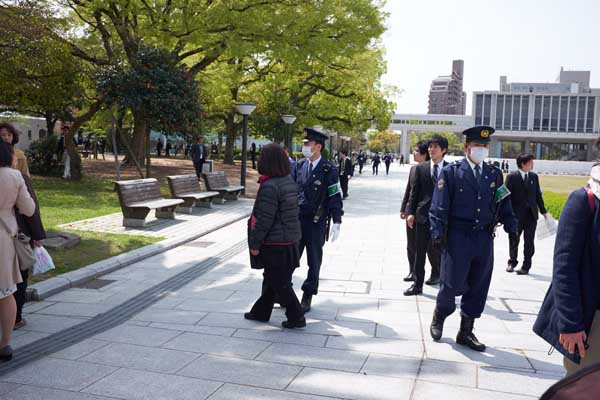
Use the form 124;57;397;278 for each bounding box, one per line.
495;184;511;203
327;183;341;197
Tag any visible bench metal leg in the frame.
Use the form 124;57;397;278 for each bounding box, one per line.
195;199;213;209
156;207;177;219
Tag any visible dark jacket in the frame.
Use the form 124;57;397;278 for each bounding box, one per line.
15;175;46;242
505;171;547;221
191;144;208;163
401;165;417;214
407;161;448;224
533;188;600;364
248;176;301;250
338;157;354;178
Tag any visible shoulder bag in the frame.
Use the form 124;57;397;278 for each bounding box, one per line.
0;217;36;271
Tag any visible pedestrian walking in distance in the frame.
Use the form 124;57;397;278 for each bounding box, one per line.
429;126;517;352
338;150;353;199
383;153;392;175
372;153;381;175
245;144;305;329
357;151;366;174
505;153;548;275
190;137;208;179
292;128;343;313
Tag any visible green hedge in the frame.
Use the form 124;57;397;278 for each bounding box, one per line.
543;191;568;219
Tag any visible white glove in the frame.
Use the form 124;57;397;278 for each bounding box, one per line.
331;223;341;242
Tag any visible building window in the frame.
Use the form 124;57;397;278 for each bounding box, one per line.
500;141;525;158
542;96;551;130
586;97;595;133
534;96;542;130
520;96;529;131
512;95;520;131
475;94;484;124
530;142;588;161
577;97;586;132
483;94;492;125
559;96;568;131
495;95;504;128
27;130;32;140
39;129;47;139
550;96;559;131
568;97;577;132
504;95;513;130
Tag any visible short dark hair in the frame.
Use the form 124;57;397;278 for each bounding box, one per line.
258;143;291;177
0;142;14;167
427;134;449;151
516;153;535;168
415;140;431;161
0;122;19;145
340;149;348;156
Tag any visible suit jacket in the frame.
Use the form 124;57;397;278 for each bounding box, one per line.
401;165;417;214
191;144;207;162
505;171;547;221
407;160;448;224
338;157;353;178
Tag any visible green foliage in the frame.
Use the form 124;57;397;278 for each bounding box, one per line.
367;130;399;153
409;131;463;155
26;135;61;176
543;191;568;219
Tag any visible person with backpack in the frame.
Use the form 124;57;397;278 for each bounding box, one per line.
533;147;600;376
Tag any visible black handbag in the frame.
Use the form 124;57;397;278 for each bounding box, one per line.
0;218;35;271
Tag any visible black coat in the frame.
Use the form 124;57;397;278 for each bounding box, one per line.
505;171;547;221
191;144;208;162
338;157;354;178
406;161;448;224
401;165;417;214
15;175;46;242
248;176;301;250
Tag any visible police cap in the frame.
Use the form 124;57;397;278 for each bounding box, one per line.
462;125;495;144
303;127;328;145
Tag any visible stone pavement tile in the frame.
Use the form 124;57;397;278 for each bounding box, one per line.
256;343;367;372
420;313;510;334
175;297;253;313
81;342;199;373
124;320;151;327
22;301;55;313
0;382;20;396
424;340;533;370
468;331;550;352
418;359;477;387
162;332;270;359
375;322;423;341
93;324;182;347
10;331;51;350
45;289;114;304
168;288;234;301
34;302;112;318
0;358;117;391
20;314;85;334
177;354;302;389
146;296;186;309
337;310;421;325
1;385;112;400
326;336;424;359
412;380;537;400
522;350;565;375
149;322;236;337
477;366;558;397
287;367;414;400
360;353;421;379
378;299;419;313
195;312;285;330
50;339;109;360
82;368;222;400
131;308;207;325
233;328;328;347
209;383;337;400
299;319;376;337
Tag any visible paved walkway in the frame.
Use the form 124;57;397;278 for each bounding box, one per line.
0;163;562;399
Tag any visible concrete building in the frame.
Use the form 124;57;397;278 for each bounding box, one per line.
473;68;599;161
428;60;466;115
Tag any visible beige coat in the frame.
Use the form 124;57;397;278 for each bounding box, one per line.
13;148;30;178
0;167;35;289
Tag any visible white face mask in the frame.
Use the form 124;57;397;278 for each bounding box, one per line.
469;146;489;164
302;145;314;158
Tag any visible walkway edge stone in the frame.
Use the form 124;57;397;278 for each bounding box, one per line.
28;209;252;301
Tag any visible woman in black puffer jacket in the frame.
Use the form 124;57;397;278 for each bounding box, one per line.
245;144;304;329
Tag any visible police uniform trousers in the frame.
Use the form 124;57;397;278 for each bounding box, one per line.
385;162;391;175
372;163;379;175
413;222;441;287
298;214;326;295
436;227;494;319
339;175;349;198
358;161;364;174
250;244;303;322
508;213;537;270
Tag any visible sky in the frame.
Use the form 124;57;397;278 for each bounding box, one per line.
381;0;600;115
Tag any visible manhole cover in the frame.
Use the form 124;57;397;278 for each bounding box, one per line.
319;279;371;294
500;298;542;315
73;279;116;290
181;241;216;248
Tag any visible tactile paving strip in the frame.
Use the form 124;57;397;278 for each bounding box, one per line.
0;239;247;376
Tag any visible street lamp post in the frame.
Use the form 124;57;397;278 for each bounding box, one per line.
235;102;256;194
281;114;296;150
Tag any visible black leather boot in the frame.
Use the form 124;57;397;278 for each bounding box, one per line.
456;316;486;352
430;308;446;341
301;293;312;313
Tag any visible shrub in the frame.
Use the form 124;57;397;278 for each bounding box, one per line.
27;135;62;176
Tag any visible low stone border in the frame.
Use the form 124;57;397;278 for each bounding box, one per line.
28;210;251;300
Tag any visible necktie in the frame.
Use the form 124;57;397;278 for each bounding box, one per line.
433;163;439;183
474;165;481;186
308;162;313;177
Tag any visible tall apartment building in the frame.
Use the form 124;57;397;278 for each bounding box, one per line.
473;68;599;161
428;60;466;115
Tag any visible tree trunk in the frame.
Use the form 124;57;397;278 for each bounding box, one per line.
44;112;56;137
127;109;148;166
224;113;237;165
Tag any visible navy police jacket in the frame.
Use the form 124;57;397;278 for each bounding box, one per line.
292;158;343;224
429;158;517;238
533;188;600;364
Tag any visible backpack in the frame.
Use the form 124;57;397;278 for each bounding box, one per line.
584;185;596;213
539;364;600;400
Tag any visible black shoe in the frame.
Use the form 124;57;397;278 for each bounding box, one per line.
301;293;312;313
244;312;269;322
425;275;440;286
515;268;529;275
0;346;12;362
403;284;422;296
456;316;486;352
343;195;348;199
403;273;415;282
282;318;306;329
430;308;446;341
506;261;517;272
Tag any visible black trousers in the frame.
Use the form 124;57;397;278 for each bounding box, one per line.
193;160;204;178
372;164;379;175
358;162;364;174
406;223;416;275
340;176;349;197
413;222;441;287
385;162;391;174
509;215;537;270
250;250;303;322
298;215;326;295
14;268;28;323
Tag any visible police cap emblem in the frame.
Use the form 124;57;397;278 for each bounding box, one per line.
481;129;489;138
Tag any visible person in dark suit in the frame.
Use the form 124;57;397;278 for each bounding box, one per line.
372;153;381;175
250;142;257;169
404;135;449;295
401;140;430;283
383;154;392;175
505;153;548;275
357;151;365;174
338;150;353;199
191;137;208;179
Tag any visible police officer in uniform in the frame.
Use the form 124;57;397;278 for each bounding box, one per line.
292;128;344;312
429;126;517;352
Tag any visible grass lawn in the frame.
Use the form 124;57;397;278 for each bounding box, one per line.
538;175;589;219
31;176;162;282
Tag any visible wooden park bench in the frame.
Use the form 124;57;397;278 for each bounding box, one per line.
202;171;244;203
166;174;220;213
114;178;184;228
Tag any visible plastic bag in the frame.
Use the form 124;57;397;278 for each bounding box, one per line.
32;246;56;276
536;214;557;240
